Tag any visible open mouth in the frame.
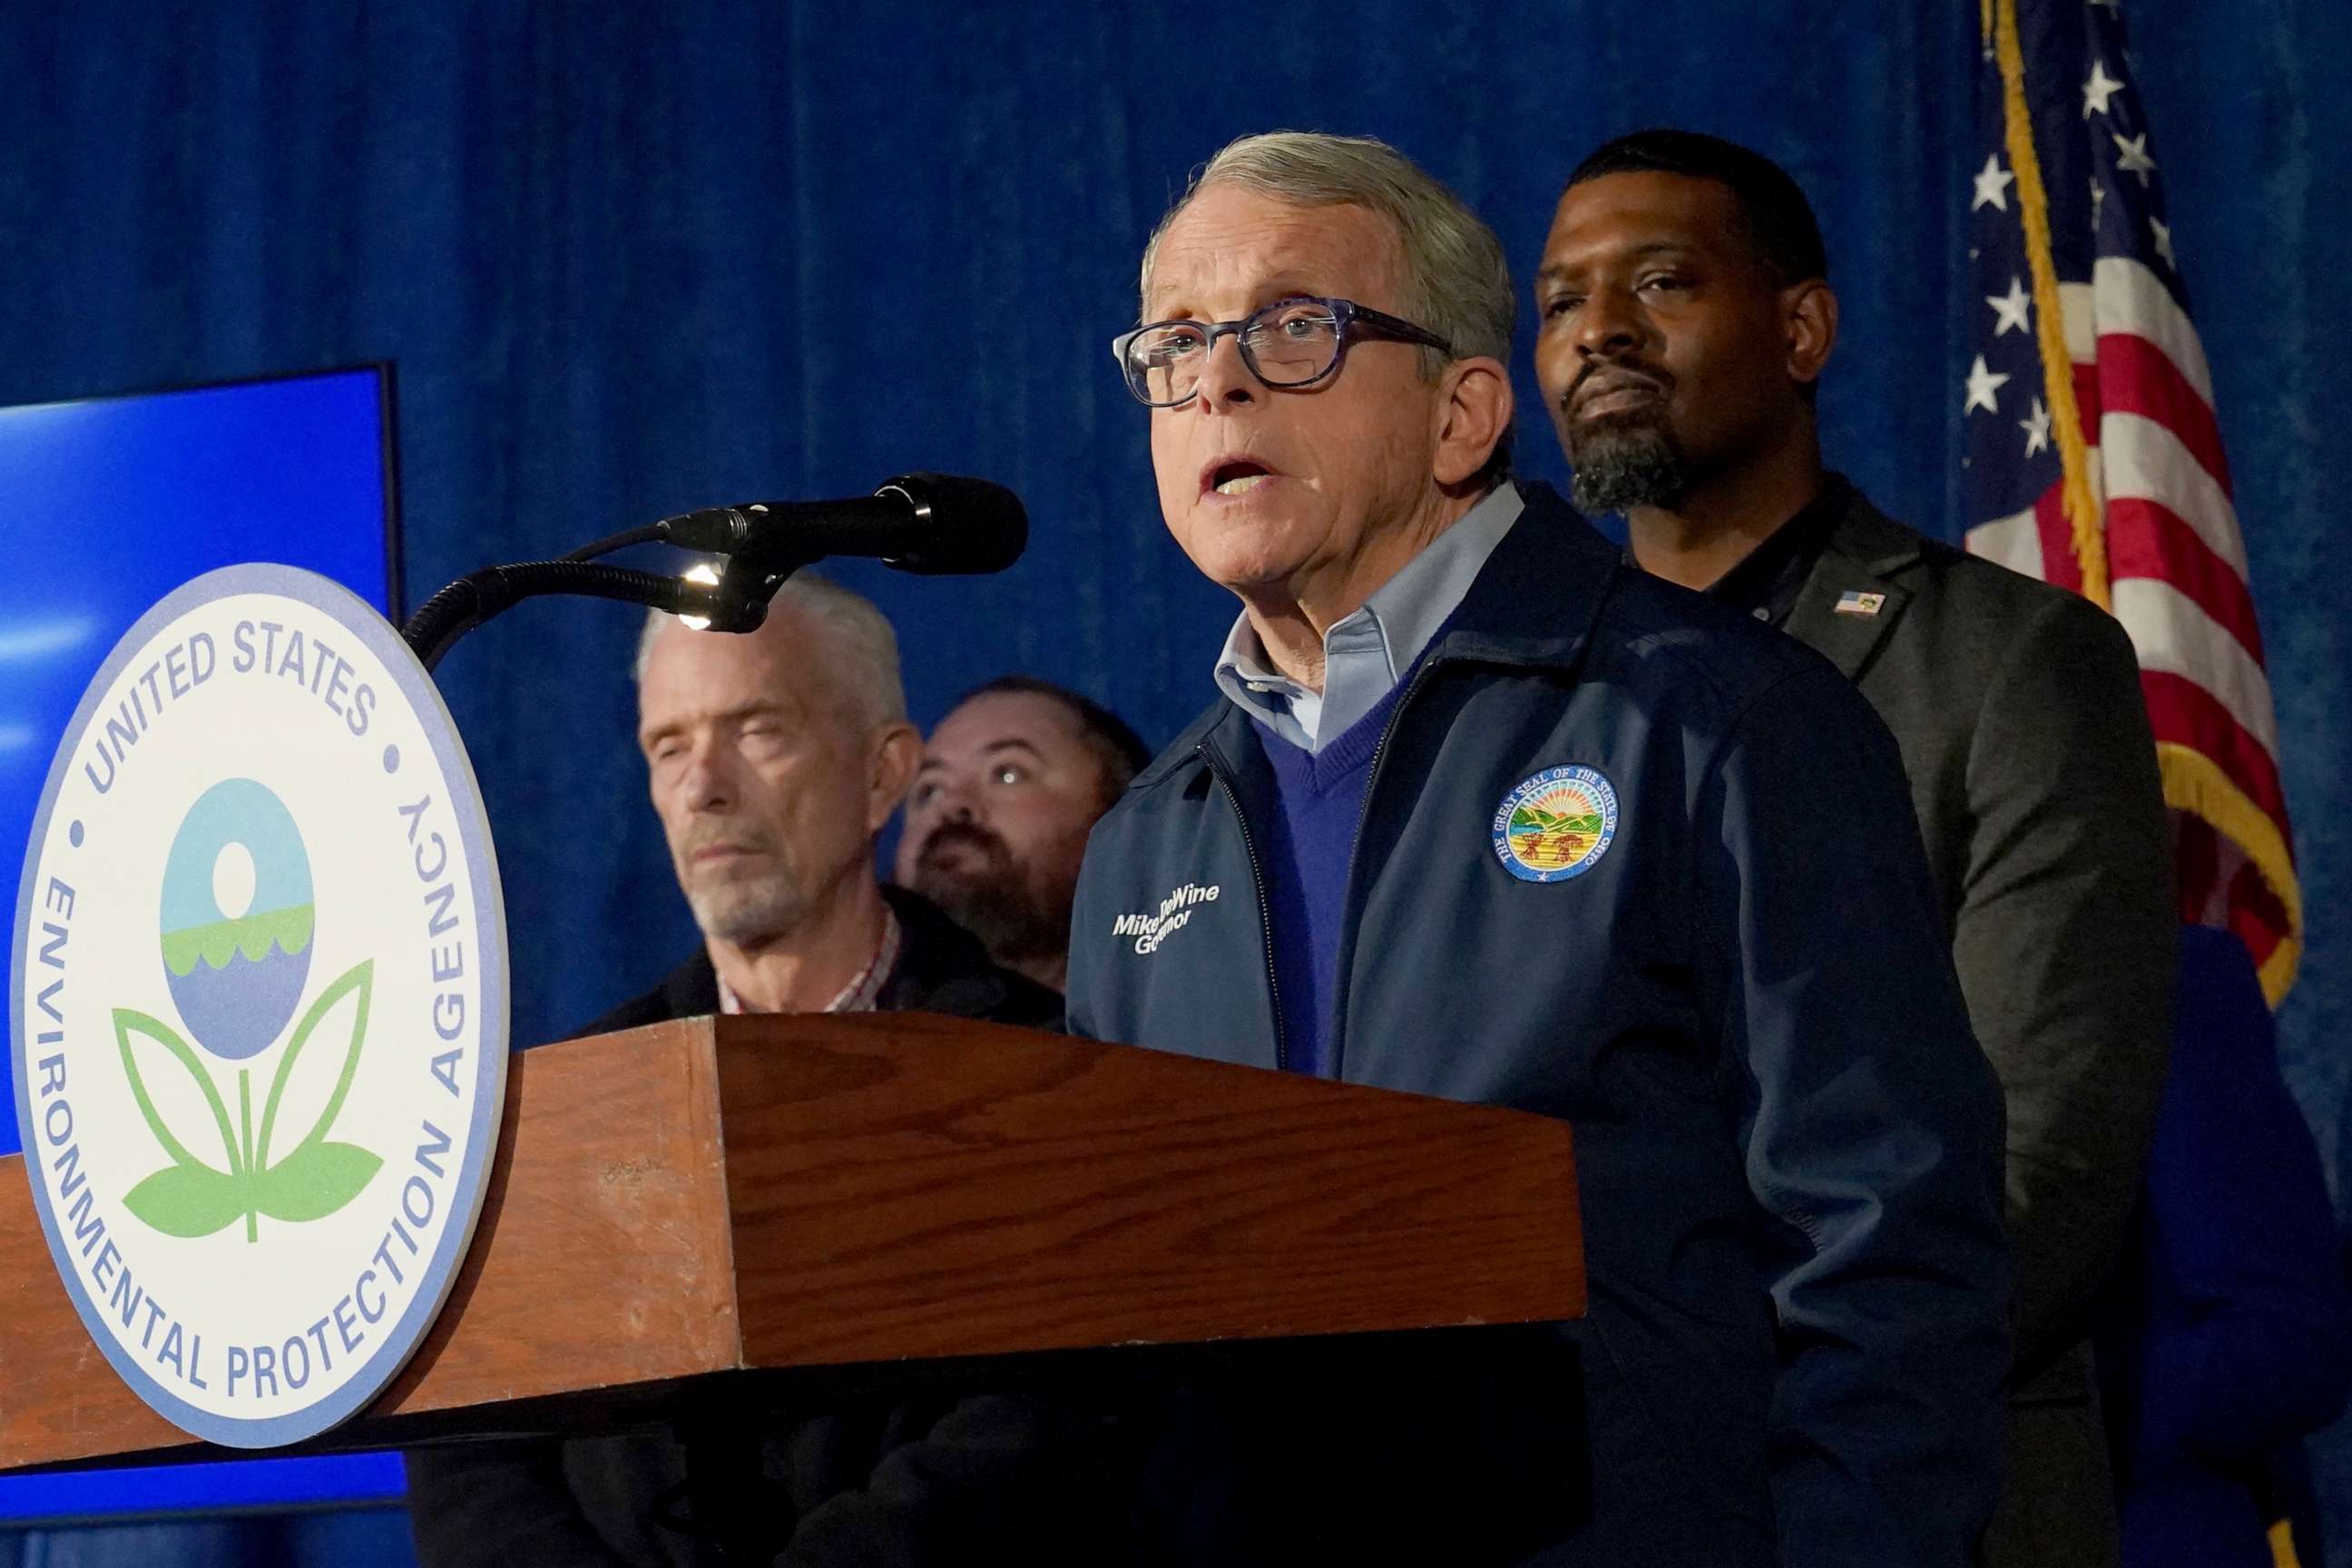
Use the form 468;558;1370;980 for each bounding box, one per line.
1201;456;1278;497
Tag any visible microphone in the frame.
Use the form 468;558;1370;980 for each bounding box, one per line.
656;473;1027;575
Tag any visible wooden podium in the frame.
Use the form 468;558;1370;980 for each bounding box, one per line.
2;1013;1583;1478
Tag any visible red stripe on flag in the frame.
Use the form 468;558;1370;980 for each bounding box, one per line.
2034;481;2084;593
2073;361;2103;444
2140;671;2292;828
2104;497;2267;662
2096;334;2233;495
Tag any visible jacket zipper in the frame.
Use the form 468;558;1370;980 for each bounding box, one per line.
1199;743;1288;1073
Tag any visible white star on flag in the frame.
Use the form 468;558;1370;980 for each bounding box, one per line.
2082;60;2125;116
1965;354;2012;415
2020;396;2053;456
2091;177;2106;217
2151;215;2175;268
2112;131;2157;184
1986;276;2033;336
1972;152;2017;211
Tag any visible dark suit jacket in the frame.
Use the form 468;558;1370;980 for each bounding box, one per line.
404;887;1113;1568
1785;483;2177;1568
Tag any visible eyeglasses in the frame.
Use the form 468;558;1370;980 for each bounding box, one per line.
1111;296;1454;408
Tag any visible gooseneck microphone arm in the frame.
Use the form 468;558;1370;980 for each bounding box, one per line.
400;556;781;672
397;471;1029;673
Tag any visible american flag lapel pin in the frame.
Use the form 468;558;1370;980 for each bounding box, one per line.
1835;590;1886;616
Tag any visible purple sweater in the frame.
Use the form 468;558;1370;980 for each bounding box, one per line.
1249;681;1406;1077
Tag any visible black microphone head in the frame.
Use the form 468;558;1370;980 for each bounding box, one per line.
655;505;756;553
874;473;1027;574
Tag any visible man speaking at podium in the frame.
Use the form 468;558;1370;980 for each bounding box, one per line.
407;574;1083;1566
1067;132;2011;1565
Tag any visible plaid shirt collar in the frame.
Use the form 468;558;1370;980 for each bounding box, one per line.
714;905;901;1016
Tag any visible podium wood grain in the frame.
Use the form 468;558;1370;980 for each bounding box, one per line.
2;1014;1582;1471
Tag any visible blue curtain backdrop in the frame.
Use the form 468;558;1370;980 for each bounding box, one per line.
3;0;2346;1562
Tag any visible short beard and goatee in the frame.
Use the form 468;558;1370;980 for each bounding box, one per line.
675;824;812;946
689;875;809;946
1566;412;1695;515
906;822;1073;975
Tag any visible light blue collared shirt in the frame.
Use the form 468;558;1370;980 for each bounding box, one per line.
1213;483;1524;751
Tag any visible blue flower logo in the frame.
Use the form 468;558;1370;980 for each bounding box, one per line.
159;779;315;1060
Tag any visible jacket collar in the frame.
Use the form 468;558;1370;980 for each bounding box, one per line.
1780;483;1924;681
1428;481;1621;671
874;882;1024;1017
1138;482;1624;788
658;948;722;1019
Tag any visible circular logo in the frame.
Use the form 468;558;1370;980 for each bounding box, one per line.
1491;766;1621;884
11;564;508;1448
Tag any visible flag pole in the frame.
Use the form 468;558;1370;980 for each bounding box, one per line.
1987;0;2110;610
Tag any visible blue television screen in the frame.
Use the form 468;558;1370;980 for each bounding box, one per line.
1;365;407;1520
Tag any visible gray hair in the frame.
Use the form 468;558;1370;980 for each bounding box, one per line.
1141;131;1515;373
633;568;907;736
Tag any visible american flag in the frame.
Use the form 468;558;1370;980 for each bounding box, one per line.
1962;0;2301;1002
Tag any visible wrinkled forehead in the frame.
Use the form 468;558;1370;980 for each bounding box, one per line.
1542;170;1758;276
1142;183;1406;318
931;690;1091;761
637;616;830;733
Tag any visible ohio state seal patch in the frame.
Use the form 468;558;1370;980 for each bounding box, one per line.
1491;767;1619;884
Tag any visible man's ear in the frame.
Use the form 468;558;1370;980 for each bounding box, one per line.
1432;357;1515;489
867;721;924;836
1785;279;1838;390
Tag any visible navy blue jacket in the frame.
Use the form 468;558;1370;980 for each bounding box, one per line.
1067;486;2011;1567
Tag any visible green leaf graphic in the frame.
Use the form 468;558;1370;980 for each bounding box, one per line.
113;1009;240;1180
122;1162;246;1238
257;958;373;1174
115;963;382;1241
255;1142;382;1222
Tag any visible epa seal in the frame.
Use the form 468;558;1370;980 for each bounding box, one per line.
11;564;507;1448
1491;766;1620;884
